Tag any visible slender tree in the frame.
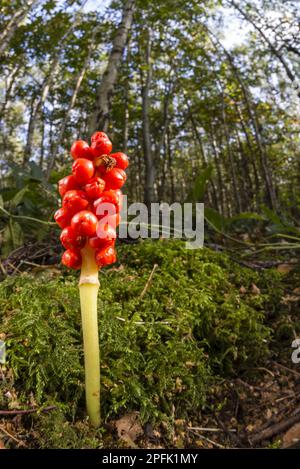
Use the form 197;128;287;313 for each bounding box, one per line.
89;0;136;134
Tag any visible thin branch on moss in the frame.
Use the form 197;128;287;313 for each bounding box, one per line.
0;405;57;416
140;263;158;298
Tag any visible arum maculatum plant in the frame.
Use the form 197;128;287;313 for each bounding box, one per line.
54;132;128;426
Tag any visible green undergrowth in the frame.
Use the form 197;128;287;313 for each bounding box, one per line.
0;240;284;447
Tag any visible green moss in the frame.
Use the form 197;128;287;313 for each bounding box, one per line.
31;410;104;449
0;240;283;446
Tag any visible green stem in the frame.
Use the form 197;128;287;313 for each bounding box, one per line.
0;206;55;225
79;245;100;427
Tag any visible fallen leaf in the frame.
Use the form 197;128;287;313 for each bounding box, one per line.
0;440;6;450
282;423;300;448
246;424;255;432
251;284;261;295
265;408;272;419
114;412;143;447
277;264;294;274
281;294;300;304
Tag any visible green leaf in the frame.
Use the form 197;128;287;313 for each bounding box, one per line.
205;207;227;231
28;161;43;181
2;220;24;257
261;205;283;226
229;212;266;224
11;186;29;209
0;195;3;209
190;165;213;202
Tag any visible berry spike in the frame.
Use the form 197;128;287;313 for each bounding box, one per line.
54;131;129;427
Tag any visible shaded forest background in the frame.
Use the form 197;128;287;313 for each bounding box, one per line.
0;0;300;450
0;0;299;256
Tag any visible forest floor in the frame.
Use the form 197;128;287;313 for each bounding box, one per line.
0;238;299;449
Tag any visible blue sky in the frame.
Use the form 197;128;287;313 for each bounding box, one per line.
83;0;111;12
82;0;250;49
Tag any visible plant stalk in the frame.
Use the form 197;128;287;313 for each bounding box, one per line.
79;244;100;427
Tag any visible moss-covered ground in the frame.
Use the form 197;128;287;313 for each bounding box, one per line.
0;240;299;448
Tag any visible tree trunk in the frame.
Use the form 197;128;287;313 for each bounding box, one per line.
46;30;97;177
88;0;135;135
0;64;22;118
234;102;260;207
23;11;85;163
167;128;175;202
123;38;132;153
141;27;155;208
45;61;86;175
220;95;242;214
189;113;219;211
206;27;277;210
234;127;254;210
0;1;38;57
23;57;60;163
39;112;45;169
156;77;173;201
209;127;225;216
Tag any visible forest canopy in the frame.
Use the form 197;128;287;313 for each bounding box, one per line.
0;0;299;249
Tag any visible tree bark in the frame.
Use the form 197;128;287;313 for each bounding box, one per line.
156;77;174;201
39;111;45;169
205;27;277;210
234;127;254;210
23;57;60;163
23;12;84;163
141;27;156;208
189;113;219;211
166;128;175;202
208;126;226;216
0;1;38;57
122;38;132;153
234;102;260;207
0;63;22;118
220;95;242;213
46;29;97;177
88;0;135;135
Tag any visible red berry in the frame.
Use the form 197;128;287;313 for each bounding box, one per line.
84;177;105;200
58;175;79;197
91;131;106;144
90;132;112;156
62;190;89;215
71;210;98;237
62;249;82;270
54;207;71;229
95;165;106;178
89;236;115;250
72;158;94;185
70;140;94;160
96;210;121;230
89;224;116;250
111;152;129;170
99;212;121;229
95;245;116;267
94;189;123;214
60;226;86;250
94;203;119;221
97;223;116;241
103;168;126;190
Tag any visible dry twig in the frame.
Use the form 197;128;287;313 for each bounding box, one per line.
140;264;158;298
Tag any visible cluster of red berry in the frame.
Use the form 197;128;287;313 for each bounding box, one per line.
54;132;128;270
